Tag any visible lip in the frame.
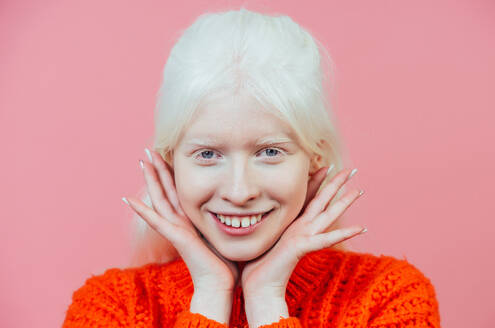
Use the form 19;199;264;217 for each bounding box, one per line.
213;211;270;217
209;209;273;236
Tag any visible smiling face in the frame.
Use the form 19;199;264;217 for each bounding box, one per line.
172;94;312;261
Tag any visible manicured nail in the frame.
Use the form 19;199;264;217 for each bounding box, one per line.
139;159;144;169
326;163;335;176
349;168;358;179
144;148;152;162
360;227;367;234
122;197;129;205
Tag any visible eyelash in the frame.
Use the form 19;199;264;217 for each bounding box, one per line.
194;147;285;164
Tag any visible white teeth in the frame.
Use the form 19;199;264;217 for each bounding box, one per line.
241;217;250;227
250;216;257;225
216;211;268;228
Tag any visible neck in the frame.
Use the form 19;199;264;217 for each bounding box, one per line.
236;261;247;274
234;261;247;288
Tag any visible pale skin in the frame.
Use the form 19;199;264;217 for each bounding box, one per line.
123;96;366;327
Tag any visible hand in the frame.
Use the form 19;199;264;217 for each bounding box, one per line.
241;167;366;325
123;148;239;295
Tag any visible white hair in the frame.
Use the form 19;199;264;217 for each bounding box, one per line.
128;7;352;267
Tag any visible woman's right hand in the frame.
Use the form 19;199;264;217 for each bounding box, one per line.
123;148;239;297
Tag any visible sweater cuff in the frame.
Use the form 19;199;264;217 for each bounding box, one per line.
259;316;303;328
173;310;228;328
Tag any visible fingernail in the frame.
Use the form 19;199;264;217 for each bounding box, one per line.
144;148;153;162
349;168;358;179
360;227;367;234
326;163;335;176
139;159;144;169
359;190;364;196
122;197;129;205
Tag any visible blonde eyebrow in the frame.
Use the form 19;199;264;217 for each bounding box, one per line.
254;136;294;146
185;135;295;147
185;137;225;147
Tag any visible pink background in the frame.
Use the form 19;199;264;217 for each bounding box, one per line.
1;0;494;327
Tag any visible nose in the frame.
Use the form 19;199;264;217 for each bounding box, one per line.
219;160;261;206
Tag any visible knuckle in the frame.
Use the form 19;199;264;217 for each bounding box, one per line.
145;218;159;231
145;213;165;233
155;159;166;170
321;184;338;202
333;198;348;210
343;227;359;237
344;193;356;204
338;191;358;206
335;169;350;183
327;173;347;193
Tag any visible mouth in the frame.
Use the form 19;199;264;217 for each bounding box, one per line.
210;208;274;234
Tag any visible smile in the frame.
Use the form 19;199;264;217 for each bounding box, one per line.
209;209;274;236
214;210;272;227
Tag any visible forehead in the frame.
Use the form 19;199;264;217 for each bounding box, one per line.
182;95;296;143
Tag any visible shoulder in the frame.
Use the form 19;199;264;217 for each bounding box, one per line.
344;249;437;292
296;247;440;306
63;259;193;327
310;248;440;326
309;247;435;282
316;248;438;294
69;257;192;310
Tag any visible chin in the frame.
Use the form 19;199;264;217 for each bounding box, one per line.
220;245;267;262
221;250;258;262
224;254;253;262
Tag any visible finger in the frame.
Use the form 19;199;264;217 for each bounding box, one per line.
140;159;181;225
147;149;185;217
304;225;365;253
310;189;364;234
126;196;220;276
302;168;356;220
200;231;239;282
309;188;363;234
125;196;180;244
301;165;332;213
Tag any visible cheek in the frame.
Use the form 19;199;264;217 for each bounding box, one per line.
173;155;310;217
174;160;215;212
260;160;309;212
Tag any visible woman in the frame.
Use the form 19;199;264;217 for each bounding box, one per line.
63;8;440;328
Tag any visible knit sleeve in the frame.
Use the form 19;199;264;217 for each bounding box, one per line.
258;316;303;327
173;310;302;328
173;310;228;327
367;260;441;328
62;270;130;327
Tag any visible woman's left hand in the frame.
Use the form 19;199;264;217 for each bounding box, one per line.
241;167;366;325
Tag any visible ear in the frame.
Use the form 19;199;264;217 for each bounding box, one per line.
309;153;323;177
308;139;328;177
162;150;175;177
168;150;174;167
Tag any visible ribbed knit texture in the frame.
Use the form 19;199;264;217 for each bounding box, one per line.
63;248;440;327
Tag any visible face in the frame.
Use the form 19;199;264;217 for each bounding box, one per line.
172;94;312;261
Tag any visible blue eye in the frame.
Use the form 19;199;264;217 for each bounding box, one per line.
193;147;285;164
263;148;280;157
258;148;286;161
199;150;215;159
194;150;219;164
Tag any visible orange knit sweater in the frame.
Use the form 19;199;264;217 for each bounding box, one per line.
63;248;441;327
